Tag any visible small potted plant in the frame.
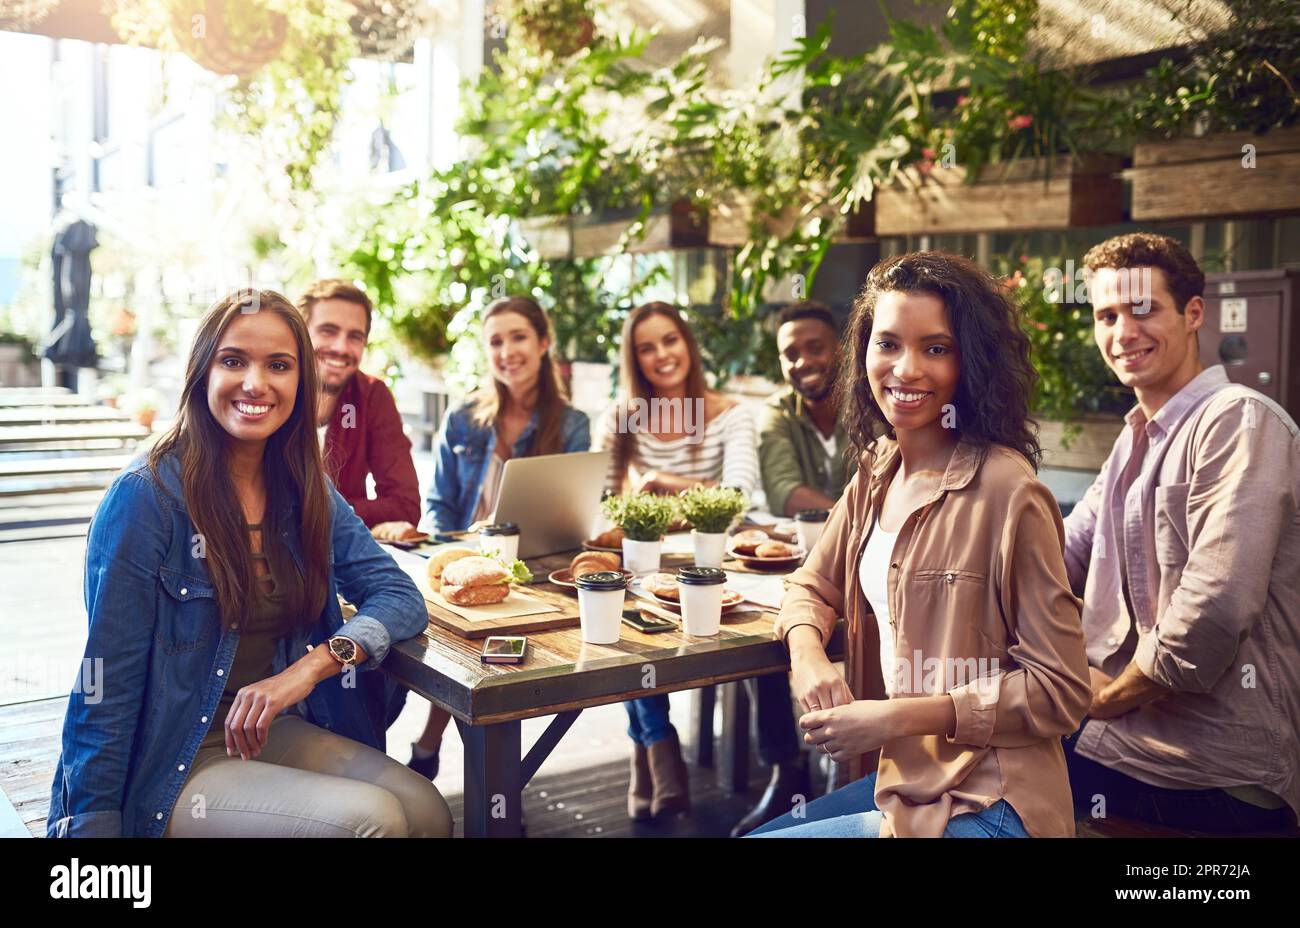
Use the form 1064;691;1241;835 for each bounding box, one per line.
678;486;747;568
123;387;163;430
602;492;677;575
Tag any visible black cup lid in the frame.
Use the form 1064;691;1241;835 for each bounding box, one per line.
575;570;628;591
794;508;830;522
480;522;520;536
676;566;727;586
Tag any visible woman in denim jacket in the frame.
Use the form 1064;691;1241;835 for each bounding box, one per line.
399;296;590;779
47;290;450;838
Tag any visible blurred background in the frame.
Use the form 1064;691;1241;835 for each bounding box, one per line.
0;0;1297;464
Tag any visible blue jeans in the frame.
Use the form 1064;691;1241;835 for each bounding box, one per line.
748;772;1029;838
625;695;675;747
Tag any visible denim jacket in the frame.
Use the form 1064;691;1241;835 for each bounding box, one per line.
425;400;591;532
46;452;428;838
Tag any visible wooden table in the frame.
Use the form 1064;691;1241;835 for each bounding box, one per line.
379;542;842;838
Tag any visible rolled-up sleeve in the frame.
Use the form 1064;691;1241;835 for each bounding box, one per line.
329;486;427;670
949;479;1091;749
1135;398;1298;693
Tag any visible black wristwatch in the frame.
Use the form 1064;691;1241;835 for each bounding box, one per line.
327;635;360;667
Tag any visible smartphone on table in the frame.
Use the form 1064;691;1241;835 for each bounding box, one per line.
622;606;677;634
480;635;528;664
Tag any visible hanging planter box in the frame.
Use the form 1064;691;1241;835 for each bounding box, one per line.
517;215;574;260
1127;127;1300;221
708;195;874;247
571;199;709;257
1037;415;1126;472
875;154;1125;236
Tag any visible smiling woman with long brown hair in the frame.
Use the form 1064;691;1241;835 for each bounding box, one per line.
47;289;450;838
751;252;1091;838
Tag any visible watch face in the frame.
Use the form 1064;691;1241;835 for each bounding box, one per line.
330;637;356;663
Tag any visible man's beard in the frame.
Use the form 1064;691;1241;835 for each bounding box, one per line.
794;371;835;403
321;379;345;396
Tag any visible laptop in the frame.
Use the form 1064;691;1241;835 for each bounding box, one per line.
493;450;612;559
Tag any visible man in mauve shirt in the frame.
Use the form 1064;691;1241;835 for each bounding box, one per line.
297;279;421;530
1063;233;1299;833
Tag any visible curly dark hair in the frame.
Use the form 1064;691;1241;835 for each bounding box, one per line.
838;251;1042;470
1082;232;1204;313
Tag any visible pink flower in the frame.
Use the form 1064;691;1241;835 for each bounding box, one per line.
922;148;937;160
1007;114;1033;131
956;95;968;107
917;159;935;175
1032;321;1048;331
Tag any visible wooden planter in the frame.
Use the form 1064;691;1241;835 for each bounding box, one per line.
1127;127;1300;221
1037;414;1125;472
708;196;874;247
571;199;709;257
875;155;1125;236
517;215;574;260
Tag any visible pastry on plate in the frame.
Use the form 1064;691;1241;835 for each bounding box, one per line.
641;572;681;602
571;550;621;577
755;540;799;558
730;529;770;556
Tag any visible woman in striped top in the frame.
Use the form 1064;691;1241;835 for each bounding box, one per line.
599;302;759;821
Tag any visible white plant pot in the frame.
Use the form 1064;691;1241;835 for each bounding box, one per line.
691;530;728;568
621;537;662;575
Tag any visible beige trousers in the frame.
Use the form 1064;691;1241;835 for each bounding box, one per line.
164;714;452;837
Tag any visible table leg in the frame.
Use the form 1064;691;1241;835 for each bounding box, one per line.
456;719;523;838
719;680;750;794
690;685;716;768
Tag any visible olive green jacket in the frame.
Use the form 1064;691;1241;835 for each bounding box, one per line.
758;386;856;516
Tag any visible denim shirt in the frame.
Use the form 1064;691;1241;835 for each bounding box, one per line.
46;453;428;838
425;400;591;531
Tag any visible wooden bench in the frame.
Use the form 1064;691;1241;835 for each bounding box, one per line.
0;406;131;426
0;455;133;480
0;423;150;449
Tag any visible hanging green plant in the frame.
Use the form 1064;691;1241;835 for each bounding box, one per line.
107;0;356;191
507;0;598;59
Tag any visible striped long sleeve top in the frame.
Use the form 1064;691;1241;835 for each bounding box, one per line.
599;401;759;499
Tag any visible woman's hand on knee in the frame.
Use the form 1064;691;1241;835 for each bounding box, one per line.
224;671;316;760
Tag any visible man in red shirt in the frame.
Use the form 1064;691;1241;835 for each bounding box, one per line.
297;280;421;529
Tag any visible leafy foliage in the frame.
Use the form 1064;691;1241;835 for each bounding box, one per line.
1117;0;1299;139
602;491;677;542
677;485;746;534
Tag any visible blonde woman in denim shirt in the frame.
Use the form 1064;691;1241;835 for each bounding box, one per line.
393;296;590;780
47;290;450;838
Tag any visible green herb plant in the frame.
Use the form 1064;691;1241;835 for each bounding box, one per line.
601;492;677;542
677;486;746;534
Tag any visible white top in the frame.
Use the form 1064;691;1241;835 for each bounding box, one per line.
599;402;759;498
317;424;328;449
813;428;838;488
859;516;899;695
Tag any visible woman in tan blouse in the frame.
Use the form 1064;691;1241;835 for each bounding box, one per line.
752;253;1091;838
